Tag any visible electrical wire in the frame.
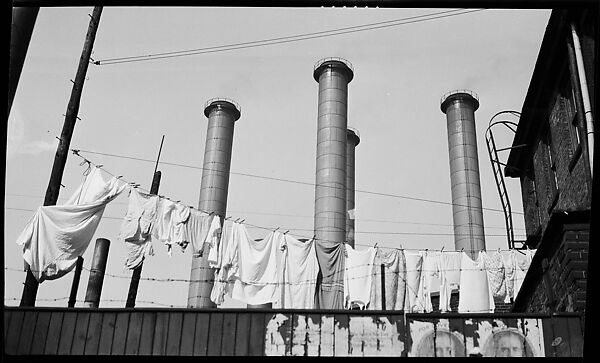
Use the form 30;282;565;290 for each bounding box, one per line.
95;9;485;65
73;148;523;215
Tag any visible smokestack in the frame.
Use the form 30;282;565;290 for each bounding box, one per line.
188;98;240;308
346;127;360;248
313;57;354;309
440;90;485;259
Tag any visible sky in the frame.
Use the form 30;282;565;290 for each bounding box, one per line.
5;6;551;308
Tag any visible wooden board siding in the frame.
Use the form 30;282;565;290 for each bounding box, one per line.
2;308;584;357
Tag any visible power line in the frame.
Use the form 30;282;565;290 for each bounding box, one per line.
73;148;523;215
95;9;485;65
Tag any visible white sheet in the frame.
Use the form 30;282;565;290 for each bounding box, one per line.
17;167;127;282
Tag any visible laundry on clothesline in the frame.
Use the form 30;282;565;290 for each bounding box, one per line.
16;167;127;282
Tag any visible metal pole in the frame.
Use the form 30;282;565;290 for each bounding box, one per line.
68;256;84;308
84;238;110;308
125;171;161;308
380;263;386;310
571;22;595;178
9;6;39;116
20;6;103;307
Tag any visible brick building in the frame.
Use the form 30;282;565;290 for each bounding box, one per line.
504;8;595;315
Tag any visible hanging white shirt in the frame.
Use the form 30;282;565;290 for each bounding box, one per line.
169;203;191;253
210;221;239;305
416;251;440;313
231;224;279;305
369;248;407;311
404;251;424;312
186;211;220;258
514;249;535;298
480;250;506;300
276;233;319;309
438;251;462;312
16;167;127;282
208;219;232;269
120;188;160;269
343;244;377;309
458;252;495;313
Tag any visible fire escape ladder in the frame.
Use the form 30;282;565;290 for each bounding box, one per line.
485;111;527;250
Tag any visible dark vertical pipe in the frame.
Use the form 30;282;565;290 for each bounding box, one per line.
125;171;161;308
84;238;110;308
345;128;360;248
567;37;594;187
20;6;103;307
380;263;386;310
68;256;84;308
9;6;39;116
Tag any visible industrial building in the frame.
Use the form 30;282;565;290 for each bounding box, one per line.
504;8;594;317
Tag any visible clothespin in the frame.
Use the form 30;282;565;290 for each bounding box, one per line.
274;227;280;233
225;216;232;220
460;247;464;253
373;242;378;249
283;230;289;235
116;175;123;179
208;211;214;216
240;219;245;223
96;164;103;168
440;246;445;252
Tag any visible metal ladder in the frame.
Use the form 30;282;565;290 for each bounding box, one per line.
485;111;527;250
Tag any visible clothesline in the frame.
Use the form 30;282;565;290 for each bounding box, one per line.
70;149;528;254
4;263;531;283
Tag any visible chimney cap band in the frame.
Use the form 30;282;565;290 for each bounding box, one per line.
204;98;241;120
440;89;480;113
313;57;354;83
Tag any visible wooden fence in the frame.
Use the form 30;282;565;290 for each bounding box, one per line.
3;307;583;357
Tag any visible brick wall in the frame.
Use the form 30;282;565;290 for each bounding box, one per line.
518;224;588;314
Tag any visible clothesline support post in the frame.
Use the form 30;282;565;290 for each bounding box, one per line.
19;6;103;307
68;256;84;308
84;238;110;308
380;263;386;310
126;170;161;308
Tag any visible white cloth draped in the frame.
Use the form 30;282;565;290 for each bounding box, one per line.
16;167;126;282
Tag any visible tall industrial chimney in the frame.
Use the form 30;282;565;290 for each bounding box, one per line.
188;98;240;308
346;127;360;248
313;57;354;309
440;90;485;259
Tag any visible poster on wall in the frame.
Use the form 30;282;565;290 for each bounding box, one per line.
408;317;546;357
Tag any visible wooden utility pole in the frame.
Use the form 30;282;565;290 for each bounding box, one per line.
68;256;84;308
20;6;103;307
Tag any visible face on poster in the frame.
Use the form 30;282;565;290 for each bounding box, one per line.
409;319;466;357
473;319;545;357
